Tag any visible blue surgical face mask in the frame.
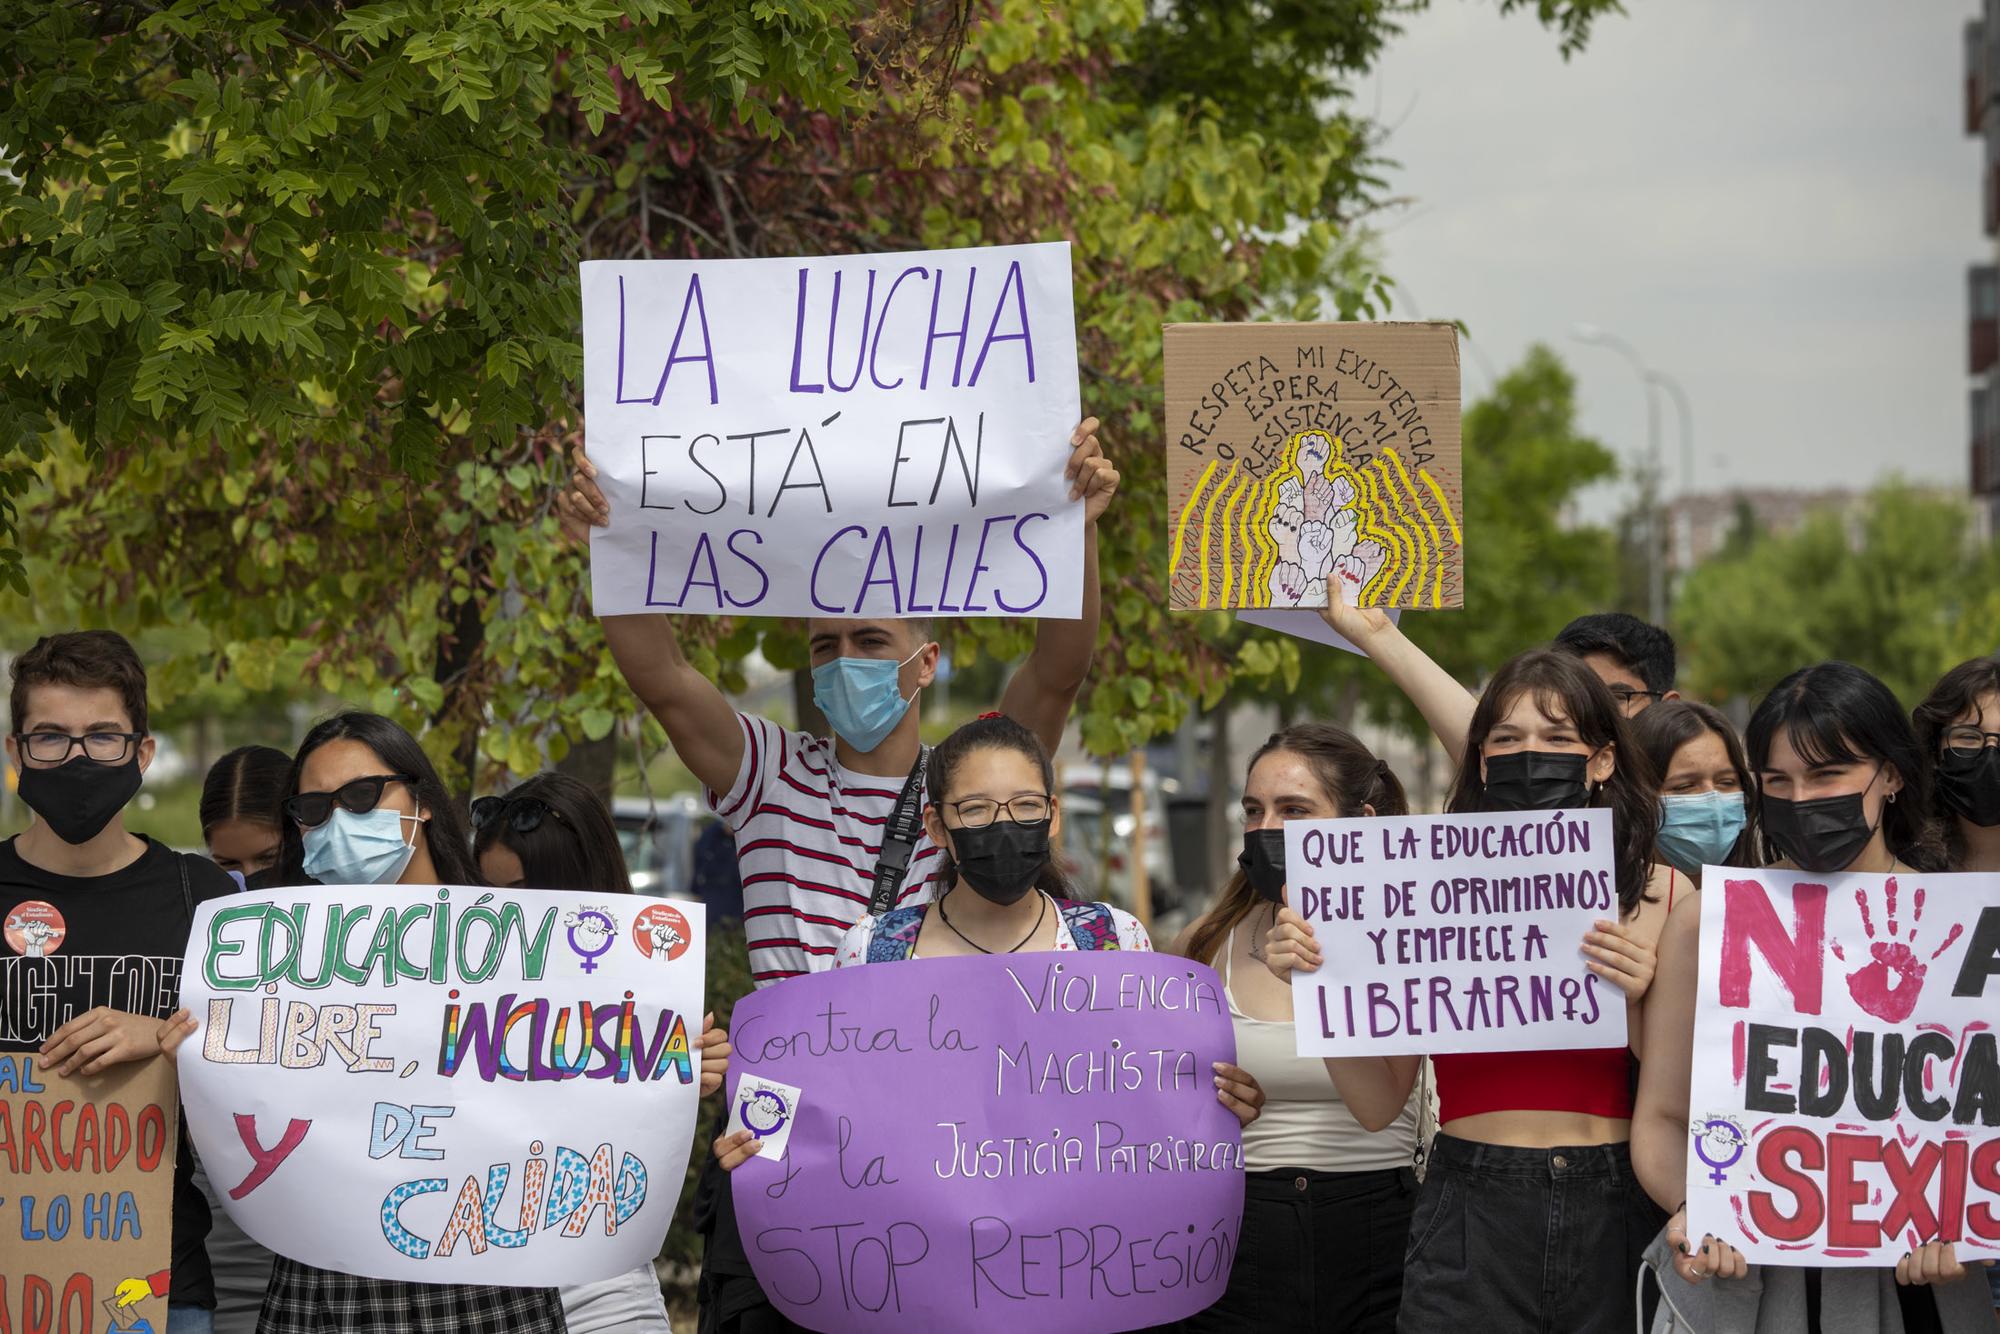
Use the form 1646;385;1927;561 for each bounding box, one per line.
1656;790;1747;876
302;806;421;885
812;646;925;753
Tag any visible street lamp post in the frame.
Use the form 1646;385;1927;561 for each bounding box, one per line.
1573;324;1670;627
1647;369;1693;570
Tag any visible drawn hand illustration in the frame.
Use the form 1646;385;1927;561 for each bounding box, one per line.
1332;540;1388;604
1833;878;1960;1024
1270;561;1306;603
1297;520;1335;576
1328;474;1357;510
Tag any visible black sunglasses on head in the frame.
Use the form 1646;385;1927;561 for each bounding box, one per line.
285;774;415;829
471;795;567;836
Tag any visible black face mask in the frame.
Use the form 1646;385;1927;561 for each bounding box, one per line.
1760;790;1878;874
1937;747;2000;828
18;755;143;846
1481;750;1590;813
1238;829;1287;903
949;819;1051;906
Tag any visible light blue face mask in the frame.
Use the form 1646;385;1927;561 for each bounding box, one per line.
302;806;420;885
812;646;924;753
1656;791;1747;876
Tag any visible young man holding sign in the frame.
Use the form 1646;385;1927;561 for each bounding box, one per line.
558;415;1115;1334
1;632;237;1334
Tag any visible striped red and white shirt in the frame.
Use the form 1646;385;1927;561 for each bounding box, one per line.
707;713;943;986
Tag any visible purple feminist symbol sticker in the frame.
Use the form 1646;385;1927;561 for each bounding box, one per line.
564;907;619;973
1691;1115;1747;1185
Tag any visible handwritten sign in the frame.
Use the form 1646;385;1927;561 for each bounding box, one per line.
581;244;1083;619
1164;322;1462;611
175;886;706;1285
1286;810;1624;1056
1687;868;2000;1266
0;1055;178;1334
726;953;1244;1334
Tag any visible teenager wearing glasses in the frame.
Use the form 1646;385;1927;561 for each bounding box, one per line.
471;770;733;1334
1555;612;1680;718
1;631;237;1334
262;711;570;1333
712;715;1263;1179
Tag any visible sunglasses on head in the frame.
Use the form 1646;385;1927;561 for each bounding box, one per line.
284;774;415;829
471;795;567;836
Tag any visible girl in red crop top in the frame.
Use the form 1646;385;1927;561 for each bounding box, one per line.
1265;606;1674;1332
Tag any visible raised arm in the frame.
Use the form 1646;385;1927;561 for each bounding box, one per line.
1318;600;1476;766
1321;1054;1423;1134
1000;418;1117;756
560;452;745;796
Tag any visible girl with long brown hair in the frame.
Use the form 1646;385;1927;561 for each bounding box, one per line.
1169;724;1422;1333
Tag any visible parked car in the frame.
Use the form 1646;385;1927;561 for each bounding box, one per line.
610;794;710;899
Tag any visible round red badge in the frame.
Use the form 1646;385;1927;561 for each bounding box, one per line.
632;903;692;962
4;900;67;957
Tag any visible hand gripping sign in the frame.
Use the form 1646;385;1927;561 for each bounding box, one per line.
1687;868;2000;1266
177;885;706;1285
581;243;1084;620
726;952;1245;1333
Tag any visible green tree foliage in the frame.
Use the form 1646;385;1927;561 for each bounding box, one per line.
2;0;1626;783
1676;483;2000;707
1253;344;1619;738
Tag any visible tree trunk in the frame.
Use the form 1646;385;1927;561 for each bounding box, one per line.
557;733;618;805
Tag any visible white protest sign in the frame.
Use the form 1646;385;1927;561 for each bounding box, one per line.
1236;608;1400;655
581;243;1083;619
177;886;706;1285
1285;810;1625;1056
1687;867;2000;1266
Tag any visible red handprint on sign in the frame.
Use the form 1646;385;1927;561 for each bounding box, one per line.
1830;878;1963;1024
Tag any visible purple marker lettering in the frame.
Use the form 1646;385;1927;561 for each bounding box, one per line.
994;513;1050;614
921;267;977;391
812;526;868;614
904;525;936;614
789;269;824;394
854;527;904;615
959;514;1013;613
724;530;770;609
869;267;927;391
968;260;1036;387
646;274;718;406
826;268;878;393
887;419;941;509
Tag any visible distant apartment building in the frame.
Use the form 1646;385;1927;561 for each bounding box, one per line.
1664;488;1859;572
1966;8;2000;518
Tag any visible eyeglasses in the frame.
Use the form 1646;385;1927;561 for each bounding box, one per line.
941;794;1052;829
1605;686;1663;708
284;774;414;829
471;795;566;835
1942;726;2000;757
14;731;145;765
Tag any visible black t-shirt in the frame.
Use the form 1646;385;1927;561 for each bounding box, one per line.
0;835;237;1309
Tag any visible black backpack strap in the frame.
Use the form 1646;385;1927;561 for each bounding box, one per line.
177;849;194;928
867;747;929;916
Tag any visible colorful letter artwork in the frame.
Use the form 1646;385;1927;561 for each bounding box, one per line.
1164;322;1463;611
1687;869;2000;1266
176;886;707;1286
726;953;1245;1334
0;1055;179;1334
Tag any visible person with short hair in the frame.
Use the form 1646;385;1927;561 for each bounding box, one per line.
1555;611;1680;716
557;420;1120;1333
1;630;237;1334
1631;663;1990;1331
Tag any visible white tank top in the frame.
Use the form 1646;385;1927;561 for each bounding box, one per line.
1223;930;1420;1173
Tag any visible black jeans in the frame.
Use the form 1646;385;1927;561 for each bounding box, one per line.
1174;1165;1414;1334
693;1154;804;1334
1398;1134;1664;1334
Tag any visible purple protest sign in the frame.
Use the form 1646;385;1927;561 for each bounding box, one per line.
726;951;1244;1334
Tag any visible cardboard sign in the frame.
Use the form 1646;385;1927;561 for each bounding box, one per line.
581;244;1084;620
1164;322;1462;611
727;953;1245;1333
1686;869;2000;1266
0;1055;179;1334
176;886;706;1285
1286;810;1625;1056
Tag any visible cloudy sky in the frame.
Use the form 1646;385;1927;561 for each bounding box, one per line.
1368;1;1984;513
